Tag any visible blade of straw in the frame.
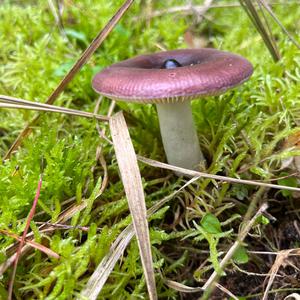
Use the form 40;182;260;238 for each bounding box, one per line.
80;176;199;300
0;95;108;121
109;112;157;300
239;0;280;62
4;0;134;159
137;155;300;192
259;0;300;50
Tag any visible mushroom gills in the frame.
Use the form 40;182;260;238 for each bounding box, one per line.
156;101;205;172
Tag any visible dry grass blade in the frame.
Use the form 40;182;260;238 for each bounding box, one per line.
0;95;109;121
4;0;135;159
239;0;280;62
80;225;135;300
215;283;239;300
165;279;203;293
0;229;59;259
258;0;300;50
285;294;300;300
137;156;300;192
0;103;108;121
45;0;134;105
81;176;200;299
0;246;31;277
141;0;213;19
47;0;66;38
165;280;238;299
0;197;88;276
109;111;157;300
8;175;43;300
262;249;300;300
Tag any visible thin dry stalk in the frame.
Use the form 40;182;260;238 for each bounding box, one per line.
262;249;300;300
79;225;135;300
93;102;116;198
4;0;135;159
83;97;113;197
137;1;296;20
258;0;300;50
215;283;239;300
80;175;200;300
239;0;280;61
0;95;109;121
109;111;157;300
94;97;114;144
34;222;90;232
7;175;43;300
136;0;213;20
47;0;66;38
284;294;300;300
165;279;203;293
0;200;88;275
137;156;300;192
165;280;238;299
202;203;269;298
233;262;282;277
0;229;59;259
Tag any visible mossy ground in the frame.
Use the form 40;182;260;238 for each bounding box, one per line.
0;1;300;299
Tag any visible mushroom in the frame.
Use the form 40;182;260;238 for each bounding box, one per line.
92;49;253;171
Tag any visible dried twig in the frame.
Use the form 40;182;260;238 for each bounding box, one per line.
137;1;298;20
135;0;213;20
165;280;239;299
137;156;300;192
262;249;300;300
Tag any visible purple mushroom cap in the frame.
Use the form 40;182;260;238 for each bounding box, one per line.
92;48;253;103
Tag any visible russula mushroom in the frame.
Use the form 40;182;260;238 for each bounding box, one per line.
92;49;253;171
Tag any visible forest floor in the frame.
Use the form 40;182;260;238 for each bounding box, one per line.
1;1;300;299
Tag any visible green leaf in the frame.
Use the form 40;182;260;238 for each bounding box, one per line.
249;166;270;178
278;172;298;197
0;284;8;299
149;206;170;221
201;213;222;234
256;215;270;225
231;185;248;200
233;246;249;264
65;28;88;45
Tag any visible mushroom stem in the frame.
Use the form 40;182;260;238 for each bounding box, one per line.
156;101;205;172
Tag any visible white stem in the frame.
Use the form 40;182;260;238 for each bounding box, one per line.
156;101;205;172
